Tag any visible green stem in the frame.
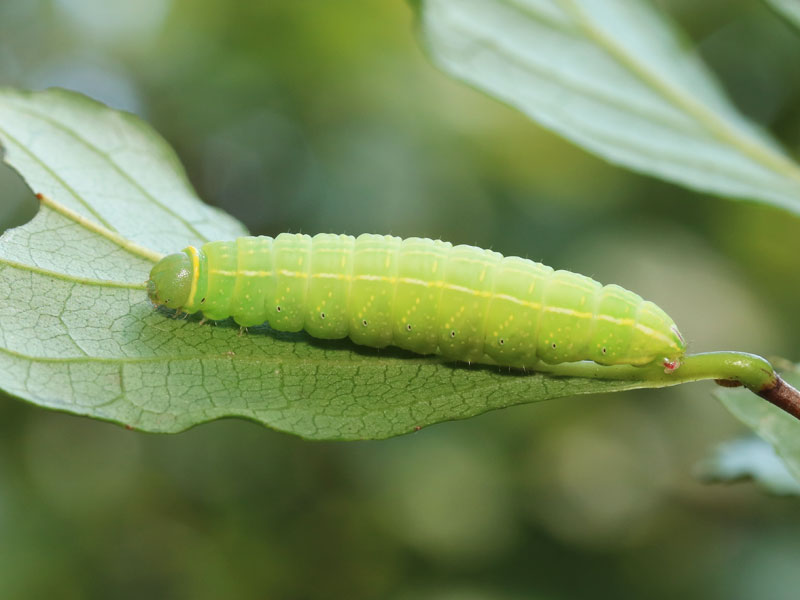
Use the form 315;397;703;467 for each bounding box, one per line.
535;351;800;420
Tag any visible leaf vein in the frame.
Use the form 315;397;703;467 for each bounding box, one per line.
37;196;164;263
0;257;147;289
0;123;116;229
8;104;212;243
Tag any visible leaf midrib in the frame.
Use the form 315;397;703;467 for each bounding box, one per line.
440;0;800;191
558;0;800;185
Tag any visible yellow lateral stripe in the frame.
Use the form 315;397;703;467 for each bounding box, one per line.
186;246;201;308
305;246;354;254
202;267;676;347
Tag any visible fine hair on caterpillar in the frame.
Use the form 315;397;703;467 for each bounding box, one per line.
147;233;686;371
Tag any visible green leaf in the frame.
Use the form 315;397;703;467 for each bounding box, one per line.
695;436;800;496
0;87;734;440
415;0;800;214
765;0;800;32
0;88;244;253
716;367;800;485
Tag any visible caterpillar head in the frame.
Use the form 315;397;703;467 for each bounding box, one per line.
147;251;193;310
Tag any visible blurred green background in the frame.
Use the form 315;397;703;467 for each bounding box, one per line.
2;1;800;598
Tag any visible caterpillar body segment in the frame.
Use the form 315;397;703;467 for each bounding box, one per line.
147;233;686;369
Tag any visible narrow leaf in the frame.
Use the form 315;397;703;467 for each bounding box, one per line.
415;0;800;214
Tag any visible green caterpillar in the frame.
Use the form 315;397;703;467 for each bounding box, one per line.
147;233;686;371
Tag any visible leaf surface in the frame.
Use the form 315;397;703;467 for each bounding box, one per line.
716;368;800;485
765;0;800;31
695;435;800;495
415;0;800;214
1;88;729;439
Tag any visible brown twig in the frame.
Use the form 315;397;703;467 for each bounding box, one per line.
756;375;800;421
